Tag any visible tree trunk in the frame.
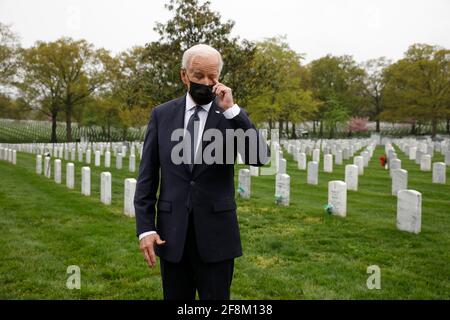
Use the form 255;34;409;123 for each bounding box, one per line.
431;118;437;139
51;113;58;143
65;103;73;142
313;120;316;134
291;122;297;139
446;118;450;133
122;127;128;141
107;122;111;142
410;122;416;135
319;121;323;137
279;120;283;138
376;119;380;132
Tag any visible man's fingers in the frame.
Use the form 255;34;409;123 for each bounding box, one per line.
142;248;152;268
147;247;156;267
212;81;221;92
139;234;165;268
213;83;226;95
156;238;166;245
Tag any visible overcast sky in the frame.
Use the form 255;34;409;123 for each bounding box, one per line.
1;0;449;63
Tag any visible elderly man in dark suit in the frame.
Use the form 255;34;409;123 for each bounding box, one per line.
134;44;270;300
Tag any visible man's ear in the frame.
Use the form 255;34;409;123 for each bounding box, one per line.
180;68;189;87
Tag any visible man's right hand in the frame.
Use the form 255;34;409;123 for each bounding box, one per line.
140;233;166;268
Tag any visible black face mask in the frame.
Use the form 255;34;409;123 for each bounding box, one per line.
186;74;216;105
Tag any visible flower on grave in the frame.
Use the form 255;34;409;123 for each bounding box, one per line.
275;195;283;205
237;186;245;194
323;203;334;214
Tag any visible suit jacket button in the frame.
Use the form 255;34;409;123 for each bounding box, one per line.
190;180;195;186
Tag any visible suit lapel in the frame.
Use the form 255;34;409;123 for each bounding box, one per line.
166;95;192;177
192;98;224;179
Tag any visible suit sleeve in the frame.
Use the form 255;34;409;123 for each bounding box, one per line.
225;105;271;167
134;108;160;237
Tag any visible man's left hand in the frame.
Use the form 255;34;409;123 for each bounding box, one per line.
212;82;234;110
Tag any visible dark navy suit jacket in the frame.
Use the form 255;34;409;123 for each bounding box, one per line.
134;95;270;263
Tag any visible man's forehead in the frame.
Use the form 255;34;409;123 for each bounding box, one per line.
189;55;220;71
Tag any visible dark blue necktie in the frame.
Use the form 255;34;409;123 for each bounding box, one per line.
186;105;203;172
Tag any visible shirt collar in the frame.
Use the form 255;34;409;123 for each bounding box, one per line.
185;92;212;113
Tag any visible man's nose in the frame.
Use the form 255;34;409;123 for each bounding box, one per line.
198;77;214;86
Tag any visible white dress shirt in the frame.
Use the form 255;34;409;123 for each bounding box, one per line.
139;93;241;241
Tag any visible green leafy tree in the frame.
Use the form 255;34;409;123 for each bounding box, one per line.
362;57;391;132
247;36;319;137
0;22;19;88
17;44;65;142
382;43;450;137
141;0;259;107
308;54;366;137
323;95;349;138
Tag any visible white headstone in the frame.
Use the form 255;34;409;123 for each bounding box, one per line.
238;169;251;199
95;150;101;167
328;181;347;217
324;154;333;173
36;155;42;175
397;190;421;234
409;147;417;160
275;173;290;206
415;150;423;165
100;172;112;205
312;149;320;163
12;150;16;165
335;150;343;165
129;154;136;172
432;162;446;184
354;156;364;175
124;178;137;217
116;153;123;170
81;166;91;196
44;156;51;178
361;151;370;167
445;150;450;166
307;161;318;185
54;159;61;184
420;154;431;171
390;158;401;177
66;163;75;189
392;169;408;196
345;164;358;191
297;152;306;170
105;151;111;168
86;149;91;164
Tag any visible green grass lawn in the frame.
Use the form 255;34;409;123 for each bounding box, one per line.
0;145;449;299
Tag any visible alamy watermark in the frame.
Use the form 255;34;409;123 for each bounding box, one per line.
66;265;81;290
366;265;381;290
169;127;279;175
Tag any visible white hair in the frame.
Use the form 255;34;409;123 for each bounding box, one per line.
181;44;223;74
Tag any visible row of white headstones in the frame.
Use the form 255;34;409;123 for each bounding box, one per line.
385;139;449;234
237;137;449;234
237;138;373;211
35;154;136;218
0;147;17;164
24;141;144;173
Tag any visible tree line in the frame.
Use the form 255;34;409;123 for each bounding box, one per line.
0;0;449;142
